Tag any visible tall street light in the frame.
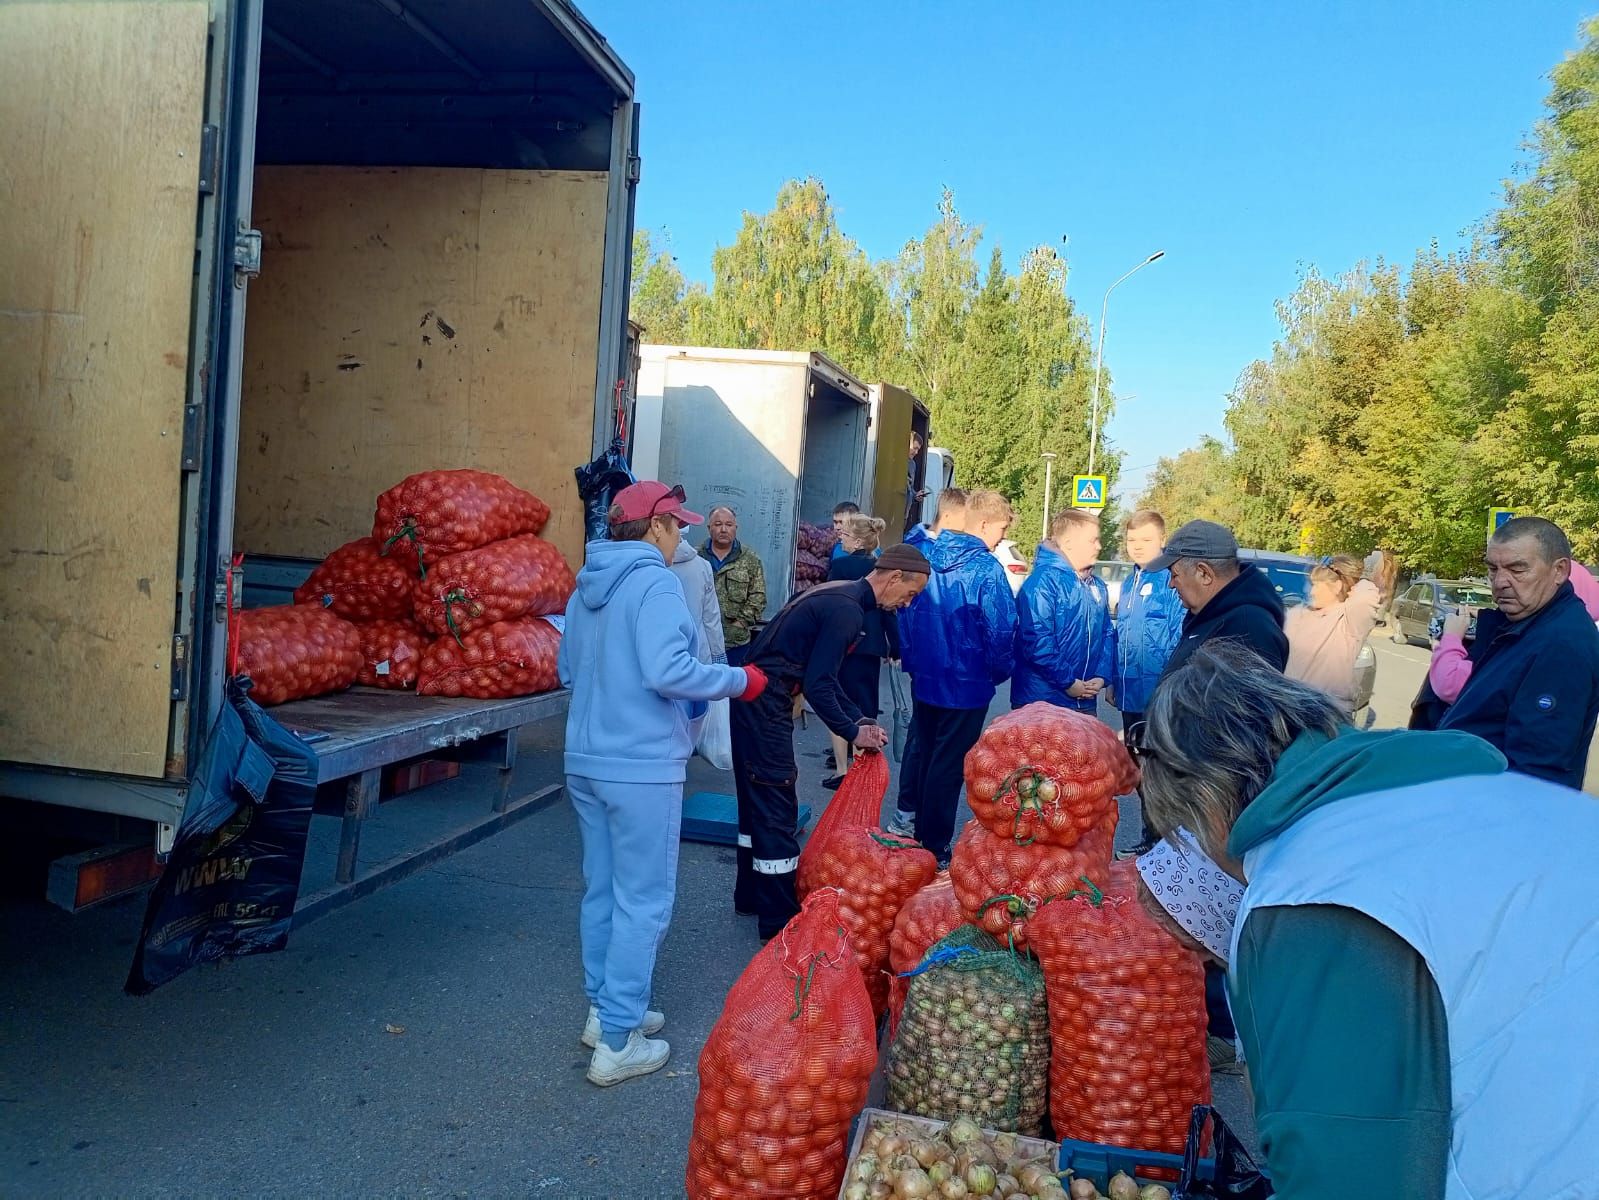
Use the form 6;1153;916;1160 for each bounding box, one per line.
1087;249;1164;478
1040;452;1057;540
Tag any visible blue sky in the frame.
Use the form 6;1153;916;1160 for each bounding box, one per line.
587;1;1593;498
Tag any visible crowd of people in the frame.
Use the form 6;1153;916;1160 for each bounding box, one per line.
554;473;1599;1197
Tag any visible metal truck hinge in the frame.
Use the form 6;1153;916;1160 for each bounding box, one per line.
233;226;262;286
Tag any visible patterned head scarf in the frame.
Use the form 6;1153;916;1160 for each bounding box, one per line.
1136;827;1244;963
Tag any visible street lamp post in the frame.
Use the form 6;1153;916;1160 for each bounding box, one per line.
1087;250;1165;478
1040;452;1057;540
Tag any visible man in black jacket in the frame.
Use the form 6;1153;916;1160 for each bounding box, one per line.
1411;517;1599;789
731;544;930;940
1150;520;1290;679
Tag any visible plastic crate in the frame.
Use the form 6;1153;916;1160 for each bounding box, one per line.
841;1108;1057;1200
1057;1134;1216;1192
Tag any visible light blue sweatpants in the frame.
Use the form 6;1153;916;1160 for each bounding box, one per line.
567;775;683;1042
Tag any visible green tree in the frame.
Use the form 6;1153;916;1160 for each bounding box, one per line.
1138;436;1245;529
887;188;982;406
629;229;693;343
692;178;902;380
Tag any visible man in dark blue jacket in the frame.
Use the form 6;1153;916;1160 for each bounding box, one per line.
1013;508;1113;713
894;489;1017;862
1411;516;1599;789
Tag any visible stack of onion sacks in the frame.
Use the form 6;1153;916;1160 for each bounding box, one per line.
796;752;938;1017
950;704;1137;948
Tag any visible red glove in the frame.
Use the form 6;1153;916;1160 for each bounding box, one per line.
737;664;768;702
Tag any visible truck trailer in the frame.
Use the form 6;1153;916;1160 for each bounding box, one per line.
0;0;637;913
630;346;871;616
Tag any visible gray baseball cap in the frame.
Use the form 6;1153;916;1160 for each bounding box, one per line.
1147;519;1240;572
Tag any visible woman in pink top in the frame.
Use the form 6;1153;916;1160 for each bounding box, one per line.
1284;556;1381;713
1429;561;1599;701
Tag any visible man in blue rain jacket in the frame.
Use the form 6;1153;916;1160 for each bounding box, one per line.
1013;508;1114;713
1109;509;1185;728
895;489;1017;863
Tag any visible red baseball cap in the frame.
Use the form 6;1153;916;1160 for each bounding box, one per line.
610;481;705;526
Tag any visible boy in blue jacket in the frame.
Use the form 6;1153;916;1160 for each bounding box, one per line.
1013;508;1114;713
1107;509;1184;848
894;489;1017;862
559;481;765;1087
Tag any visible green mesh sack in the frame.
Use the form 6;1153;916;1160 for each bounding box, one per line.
884;924;1051;1134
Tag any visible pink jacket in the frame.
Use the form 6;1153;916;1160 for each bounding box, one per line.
1429;562;1599;701
1285;579;1381;711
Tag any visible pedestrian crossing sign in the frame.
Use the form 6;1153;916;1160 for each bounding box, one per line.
1072;475;1107;509
1489;507;1516;535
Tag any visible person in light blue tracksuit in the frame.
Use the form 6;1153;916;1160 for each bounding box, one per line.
1106;509;1185;849
559;482;764;1088
1012;510;1115;714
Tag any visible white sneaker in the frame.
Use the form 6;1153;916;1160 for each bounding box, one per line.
586;1030;670;1086
581;1004;665;1049
885;810;917;839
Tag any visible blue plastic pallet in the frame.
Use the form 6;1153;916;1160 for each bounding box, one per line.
681;791;811;846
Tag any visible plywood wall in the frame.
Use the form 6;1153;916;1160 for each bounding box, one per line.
0;1;208;777
237;167;608;567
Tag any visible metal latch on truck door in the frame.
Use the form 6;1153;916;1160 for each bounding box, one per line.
233;226;262;287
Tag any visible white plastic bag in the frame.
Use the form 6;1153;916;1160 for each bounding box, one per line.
696;697;733;770
888;663;912;762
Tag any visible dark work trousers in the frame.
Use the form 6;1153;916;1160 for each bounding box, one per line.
729;685;801;939
1120;709;1156;845
904;698;988;861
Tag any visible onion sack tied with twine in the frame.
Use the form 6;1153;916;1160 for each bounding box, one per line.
963;703;1138;848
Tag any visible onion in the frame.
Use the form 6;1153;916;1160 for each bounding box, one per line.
851;1153;880;1183
1016;1163;1053;1194
929;1162;954;1186
869;1182;894;1200
912;1138;946;1168
1138;1188;1171;1200
898;1167;935;1198
993;1174;1020;1198
1107;1172;1140;1200
844;1184;871;1200
940;1177;970;1199
990;1133;1019;1161
947;1116;984;1147
965;1163;999;1196
1036;777;1059;803
1069;1179;1099;1200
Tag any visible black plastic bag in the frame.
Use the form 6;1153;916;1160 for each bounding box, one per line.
574;436;635;542
125;680;318;995
1177;1105;1273;1199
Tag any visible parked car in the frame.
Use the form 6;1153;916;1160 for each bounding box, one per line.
1094;560;1135;614
1391;577;1495;647
1237;549;1316;607
1240;550;1376;714
994;539;1030;596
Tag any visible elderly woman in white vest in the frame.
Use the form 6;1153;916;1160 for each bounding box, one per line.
1139;640;1599;1200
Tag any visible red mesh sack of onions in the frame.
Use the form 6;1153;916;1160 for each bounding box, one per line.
887;871;966;1036
415;616;560;699
1028;871;1212;1157
235;605;362;706
796;753;937;1016
964;702;1138;848
292;536;418;622
798;751;890;884
685;888;878;1200
412;534;575;641
355;620;429;690
372;469;550;574
948;817;1115;951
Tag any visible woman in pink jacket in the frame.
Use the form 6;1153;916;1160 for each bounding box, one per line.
1429;561;1599;701
1285;556;1381;713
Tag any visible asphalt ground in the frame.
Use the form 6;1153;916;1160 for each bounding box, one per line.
4;627;1590;1196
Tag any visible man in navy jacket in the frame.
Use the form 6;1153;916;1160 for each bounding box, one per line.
1013;508;1114;713
1411;516;1599;789
895;489;1017;862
